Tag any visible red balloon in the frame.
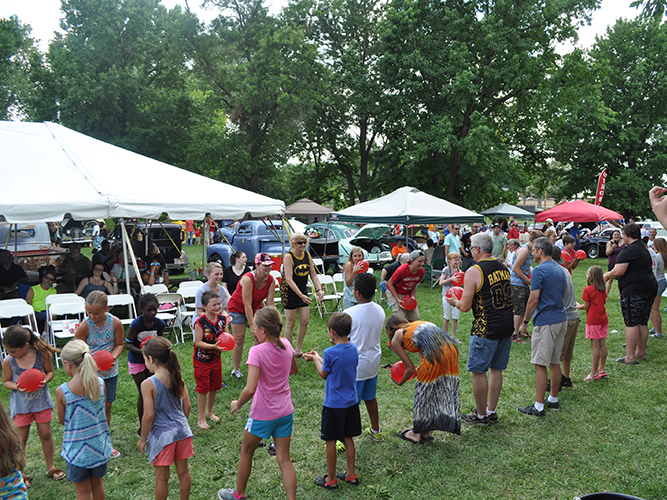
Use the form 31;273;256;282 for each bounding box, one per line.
575;249;587;260
451;271;465;287
93;351;115;372
400;295;418;310
390;361;416;383
17;368;45;393
561;250;572;263
356;260;370;274
217;333;236;351
445;286;463;300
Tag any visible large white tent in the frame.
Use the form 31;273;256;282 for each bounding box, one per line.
0;121;285;223
329;186;483;224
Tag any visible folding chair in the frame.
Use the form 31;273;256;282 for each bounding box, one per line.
47;299;86;368
269;270;282;306
178;281;203;289
155;293;184;345
106;294;137;327
176;285;198;343
312;258;325;274
430;258;446;287
144;284;169;295
316;275;341;317
0;300;39;360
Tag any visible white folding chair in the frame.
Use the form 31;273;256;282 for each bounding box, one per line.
176;285;198;343
155;293;184;345
316;275;341;317
312;258;325;274
47;299;86;368
106;294;137;327
0;300;39;359
45;293;81;307
269;270;282;305
144;284;169;295
178;281;203;289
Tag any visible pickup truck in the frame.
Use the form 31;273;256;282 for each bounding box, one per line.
206;220;286;267
0;222;67;278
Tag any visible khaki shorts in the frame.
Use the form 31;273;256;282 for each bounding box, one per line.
560;318;580;362
386;292;420;322
531;321;567;366
511;285;531;316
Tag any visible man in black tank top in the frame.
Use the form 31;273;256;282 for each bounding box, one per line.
447;233;513;426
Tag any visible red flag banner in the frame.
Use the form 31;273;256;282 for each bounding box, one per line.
595;169;607;206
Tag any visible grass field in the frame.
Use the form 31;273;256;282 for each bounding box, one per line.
7;249;667;500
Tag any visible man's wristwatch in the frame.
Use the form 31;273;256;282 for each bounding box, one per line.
523;319;529;324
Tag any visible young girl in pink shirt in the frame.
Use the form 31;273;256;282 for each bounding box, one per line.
218;307;298;500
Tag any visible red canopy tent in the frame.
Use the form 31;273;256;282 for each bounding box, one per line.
535;201;622;223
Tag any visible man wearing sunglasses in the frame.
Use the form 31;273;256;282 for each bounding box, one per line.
444;225;462;263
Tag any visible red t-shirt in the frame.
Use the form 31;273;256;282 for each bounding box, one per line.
227;271;274;314
508;227;520;240
582;285;608;325
389;264;425;295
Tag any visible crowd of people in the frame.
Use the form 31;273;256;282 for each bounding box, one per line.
3;188;667;500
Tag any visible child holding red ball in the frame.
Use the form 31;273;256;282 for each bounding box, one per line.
439;252;463;344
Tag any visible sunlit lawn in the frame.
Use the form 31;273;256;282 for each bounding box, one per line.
10;251;667;500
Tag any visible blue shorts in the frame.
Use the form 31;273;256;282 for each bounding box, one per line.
103;376;118;403
356;376;378;404
245;413;293;440
657;279;667;297
467;336;512;373
230;312;247;325
66;462;107;483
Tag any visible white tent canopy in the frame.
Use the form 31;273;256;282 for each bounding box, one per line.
0;121;285;223
330;186;483;224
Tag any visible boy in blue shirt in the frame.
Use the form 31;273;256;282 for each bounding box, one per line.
304;312;361;489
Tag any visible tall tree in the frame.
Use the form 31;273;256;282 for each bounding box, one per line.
36;0;198;166
188;0;319;194
378;0;599;210
548;18;667;219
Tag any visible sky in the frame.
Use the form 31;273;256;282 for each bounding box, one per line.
0;0;641;51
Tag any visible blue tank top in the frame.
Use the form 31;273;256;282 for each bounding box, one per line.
60;378;112;469
86;314;118;379
509;244;533;287
146;376;193;463
8;352;54;418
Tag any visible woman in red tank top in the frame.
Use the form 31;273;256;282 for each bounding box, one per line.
226;254;275;379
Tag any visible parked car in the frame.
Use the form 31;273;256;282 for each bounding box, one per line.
0;222;67;278
305;223;395;265
114;222;186;273
206;220;286;268
580;227;618;259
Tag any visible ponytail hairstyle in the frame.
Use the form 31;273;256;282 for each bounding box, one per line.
587;265;606;293
60;340;101;401
229;251;246;266
0;402;24;476
254;307;284;350
2;325;59;359
142;337;185;399
385;314;409;343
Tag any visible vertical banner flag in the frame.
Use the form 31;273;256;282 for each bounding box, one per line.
595;169;607;205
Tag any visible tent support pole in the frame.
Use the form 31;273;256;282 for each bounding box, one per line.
121;221;131;296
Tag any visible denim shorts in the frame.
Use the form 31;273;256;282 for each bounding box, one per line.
66;462;107;483
466;335;512;373
230;312;247;325
104;376;118;403
657;279;667;297
356;376;378;403
245;413;293;440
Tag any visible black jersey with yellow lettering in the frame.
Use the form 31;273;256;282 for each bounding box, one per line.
471;258;514;340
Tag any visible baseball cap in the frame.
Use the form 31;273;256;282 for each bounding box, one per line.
254;253;273;266
546;218;554;224
641;228;649;240
409;249;424;261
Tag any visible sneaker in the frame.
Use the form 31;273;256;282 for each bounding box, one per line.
231;369;243;379
518;404;545;417
452;337;463;345
650;333;664;338
487;412;499;424
649;328;656;334
267;442;276;456
461;409;489;426
335;440;345;451
363;427;385;442
545;381;562;393
547;400;560;410
111;448;121;459
560;376;573;389
218;488;247;500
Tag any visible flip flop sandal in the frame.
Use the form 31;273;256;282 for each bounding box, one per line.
593;372;608;380
397;429;426;445
23;476;32;488
314;475;338;489
336;472;360;485
46;467;66;480
583;374;595;382
616;357;639;365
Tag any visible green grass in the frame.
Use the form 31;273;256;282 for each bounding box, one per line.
8;255;667;500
